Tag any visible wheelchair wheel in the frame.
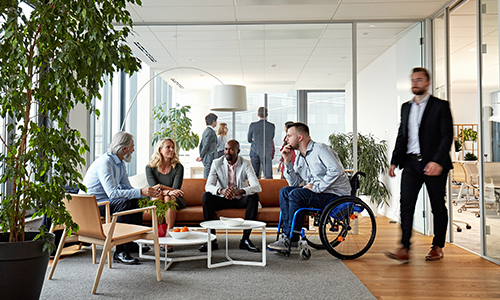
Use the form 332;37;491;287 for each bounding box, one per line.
319;196;377;260
303;211;324;250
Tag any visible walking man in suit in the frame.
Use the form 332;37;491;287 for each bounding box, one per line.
196;113;218;178
248;107;275;179
386;67;453;263
200;139;262;253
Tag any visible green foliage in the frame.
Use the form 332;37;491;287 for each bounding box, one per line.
138;197;177;224
329;132;391;206
464;152;478;161
454;139;462;152
152;103;199;152
458;128;478;142
0;1;142;244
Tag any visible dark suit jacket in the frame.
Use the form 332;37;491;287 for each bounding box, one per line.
199;126;217;164
248;119;275;157
390;95;453;171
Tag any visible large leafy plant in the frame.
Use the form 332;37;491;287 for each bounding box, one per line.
152;103;199;152
329;132;391;206
0;0;142;244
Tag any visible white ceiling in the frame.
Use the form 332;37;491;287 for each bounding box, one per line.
122;0;452;94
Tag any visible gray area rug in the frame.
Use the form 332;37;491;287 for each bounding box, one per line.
41;234;375;300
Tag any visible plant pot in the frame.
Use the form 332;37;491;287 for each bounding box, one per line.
464;141;474;150
158;224;167;237
0;232;54;300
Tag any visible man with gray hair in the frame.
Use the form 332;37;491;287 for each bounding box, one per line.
83;131;161;264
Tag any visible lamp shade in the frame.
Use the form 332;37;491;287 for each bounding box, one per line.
210;85;247;111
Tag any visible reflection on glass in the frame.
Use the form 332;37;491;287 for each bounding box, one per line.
307;91;346;144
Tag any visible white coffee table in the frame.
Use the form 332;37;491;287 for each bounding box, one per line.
200;220;266;268
136;231;216;270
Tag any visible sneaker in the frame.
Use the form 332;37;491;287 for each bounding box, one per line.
267;236;299;251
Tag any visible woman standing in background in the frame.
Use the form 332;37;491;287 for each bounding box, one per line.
216;122;228;158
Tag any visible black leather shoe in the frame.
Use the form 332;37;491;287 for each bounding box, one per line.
127;242;150;253
113;251;140;265
199;240;218;252
239;239;261;252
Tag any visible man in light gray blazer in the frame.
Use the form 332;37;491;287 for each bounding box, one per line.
200;139;262;253
196;113;218;178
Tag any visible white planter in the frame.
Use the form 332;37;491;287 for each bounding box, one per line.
464;141;474;150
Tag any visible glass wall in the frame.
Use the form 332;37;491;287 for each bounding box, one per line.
480;0;500;261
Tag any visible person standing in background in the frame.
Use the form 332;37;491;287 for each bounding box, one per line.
216;122;228;158
248;107;275;179
196;113;218;178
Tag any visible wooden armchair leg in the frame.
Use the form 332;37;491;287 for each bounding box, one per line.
48;228;68;280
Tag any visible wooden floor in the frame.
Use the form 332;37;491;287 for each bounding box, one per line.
49;216;500;299
343;216;500;300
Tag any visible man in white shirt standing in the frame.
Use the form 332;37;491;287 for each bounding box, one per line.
386;67;453;263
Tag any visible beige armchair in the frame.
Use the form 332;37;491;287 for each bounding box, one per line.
48;194;161;294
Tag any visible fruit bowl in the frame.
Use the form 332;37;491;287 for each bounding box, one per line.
168;227;190;239
220;217;245;227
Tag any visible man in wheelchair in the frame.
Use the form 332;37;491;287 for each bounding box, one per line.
268;122;352;251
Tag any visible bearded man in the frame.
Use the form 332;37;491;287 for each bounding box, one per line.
82;131;161;264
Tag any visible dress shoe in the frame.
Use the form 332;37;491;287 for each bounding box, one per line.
127;242;150;253
160;245;174;253
199;240;218;252
239;238;261;252
425;246;444;261
113;251;140;265
385;247;410;263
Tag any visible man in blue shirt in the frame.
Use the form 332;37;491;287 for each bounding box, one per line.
83;131;161;264
268;122;351;251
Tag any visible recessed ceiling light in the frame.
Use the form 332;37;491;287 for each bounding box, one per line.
361;32;371;36
369;24;376;28
187;58;196;62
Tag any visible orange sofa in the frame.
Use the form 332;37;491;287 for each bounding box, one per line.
143;178;288;227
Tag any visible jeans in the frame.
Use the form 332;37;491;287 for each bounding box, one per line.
279;186;337;241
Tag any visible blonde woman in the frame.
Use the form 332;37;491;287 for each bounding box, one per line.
216;122;228;158
146;138;185;251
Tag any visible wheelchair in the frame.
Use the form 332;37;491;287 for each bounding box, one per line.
272;172;377;260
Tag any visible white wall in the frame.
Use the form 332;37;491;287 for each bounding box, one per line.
355;44;401;220
69;103;90;177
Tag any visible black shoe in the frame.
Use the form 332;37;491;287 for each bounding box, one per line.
127;242;150;253
199;240;218;252
160;246;174;253
239;238;261;252
113;251;140;265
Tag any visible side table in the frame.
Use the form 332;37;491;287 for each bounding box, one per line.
200;220;266;268
136;231;216;270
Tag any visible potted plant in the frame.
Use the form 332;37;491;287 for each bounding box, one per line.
454;139;462;161
138;197;177;237
329;132;391;207
0;1;141;299
464;152;478;161
152;103;199;153
458;128;478;150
